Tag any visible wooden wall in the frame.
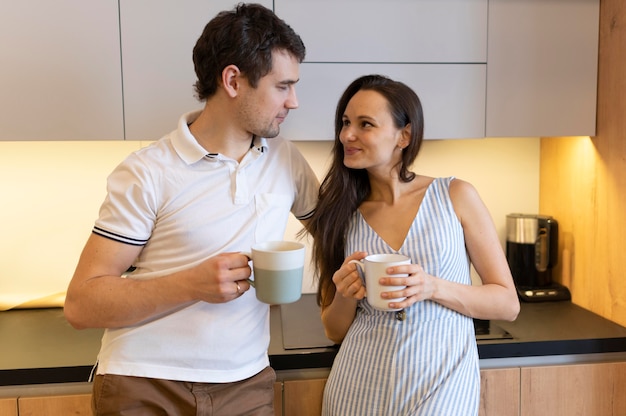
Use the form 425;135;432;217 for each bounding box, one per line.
540;0;626;326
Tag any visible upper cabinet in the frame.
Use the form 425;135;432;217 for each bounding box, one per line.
276;0;488;140
275;0;488;63
486;0;600;137
279;0;599;140
280;63;486;141
0;0;600;141
0;0;123;141
119;0;272;141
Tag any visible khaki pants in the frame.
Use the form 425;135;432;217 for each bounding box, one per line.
92;366;275;416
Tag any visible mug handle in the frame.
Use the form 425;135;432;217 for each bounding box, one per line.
348;259;366;285
241;251;255;287
348;259;364;270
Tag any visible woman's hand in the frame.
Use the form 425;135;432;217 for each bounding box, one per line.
379;263;435;310
321;251;368;344
332;251;368;300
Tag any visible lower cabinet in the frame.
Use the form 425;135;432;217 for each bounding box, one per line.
274;362;626;416
274;381;283;416
8;361;626;415
479;368;520;416
520;361;626;415
274;372;515;416
282;378;327;416
0;397;18;416
17;393;92;416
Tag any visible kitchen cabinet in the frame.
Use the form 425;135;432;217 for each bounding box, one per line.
117;0;326;141
0;0;123;141
274;0;488;63
273;370;519;415
275;0;487;140
486;0;600;137
479;368;520;416
118;0;270;141
274;363;626;415
274;381;283;416
481;361;626;416
520;361;626;415
17;393;91;416
280;63;486;140
122;0;487;141
282;378;327;416
1;0;599;142
0;397;17;416
277;0;599;140
6;363;626;415
11;387;281;415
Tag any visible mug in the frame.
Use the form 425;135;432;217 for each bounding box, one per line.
349;253;410;311
245;241;305;304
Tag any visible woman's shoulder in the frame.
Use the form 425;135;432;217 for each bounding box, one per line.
447;177;476;192
447;178;487;220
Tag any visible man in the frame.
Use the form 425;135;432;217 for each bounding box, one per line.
64;4;319;414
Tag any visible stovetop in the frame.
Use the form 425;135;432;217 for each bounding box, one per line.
474;318;514;341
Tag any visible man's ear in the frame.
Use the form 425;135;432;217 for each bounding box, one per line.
221;64;241;98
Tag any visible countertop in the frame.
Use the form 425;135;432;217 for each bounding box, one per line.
2;294;626;387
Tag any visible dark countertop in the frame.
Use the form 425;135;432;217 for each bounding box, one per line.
2;294;626;387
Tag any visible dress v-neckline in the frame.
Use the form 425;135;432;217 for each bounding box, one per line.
357;179;435;252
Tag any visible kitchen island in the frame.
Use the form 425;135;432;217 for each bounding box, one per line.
2;294;626;413
268;293;626;371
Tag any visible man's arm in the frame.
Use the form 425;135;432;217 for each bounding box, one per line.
64;233;252;329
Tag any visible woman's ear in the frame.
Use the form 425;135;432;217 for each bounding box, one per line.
221;64;241;98
398;124;411;149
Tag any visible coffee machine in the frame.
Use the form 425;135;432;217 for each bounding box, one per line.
505;214;571;302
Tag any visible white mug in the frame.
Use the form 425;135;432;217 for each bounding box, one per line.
349;253;410;311
244;241;305;304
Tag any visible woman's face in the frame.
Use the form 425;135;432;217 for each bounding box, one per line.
339;89;408;174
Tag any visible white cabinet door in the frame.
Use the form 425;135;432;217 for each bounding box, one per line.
275;0;488;63
0;0;123;141
486;0;599;137
120;0;273;141
281;63;486;140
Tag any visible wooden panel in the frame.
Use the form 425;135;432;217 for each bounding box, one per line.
0;397;18;416
614;362;626;414
479;368;520;416
520;363;620;415
274;381;283;416
539;0;626;327
18;394;92;416
283;378;326;416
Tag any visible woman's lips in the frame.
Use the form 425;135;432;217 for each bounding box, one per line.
344;146;360;156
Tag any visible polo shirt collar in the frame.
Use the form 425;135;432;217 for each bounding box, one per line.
172;110;269;164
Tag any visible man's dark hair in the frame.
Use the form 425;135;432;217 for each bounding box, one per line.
192;3;306;101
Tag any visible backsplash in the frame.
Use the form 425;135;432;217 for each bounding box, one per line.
0;138;539;307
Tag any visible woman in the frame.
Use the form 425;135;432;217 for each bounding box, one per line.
306;75;520;415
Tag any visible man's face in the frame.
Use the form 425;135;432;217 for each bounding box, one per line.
236;50;300;139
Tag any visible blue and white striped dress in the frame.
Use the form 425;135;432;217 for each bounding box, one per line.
323;177;479;416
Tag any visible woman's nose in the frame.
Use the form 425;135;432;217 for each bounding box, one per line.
340;126;355;142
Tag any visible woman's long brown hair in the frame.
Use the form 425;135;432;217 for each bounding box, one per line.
304;74;424;307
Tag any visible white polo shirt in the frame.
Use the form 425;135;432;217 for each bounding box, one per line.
92;110;319;383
